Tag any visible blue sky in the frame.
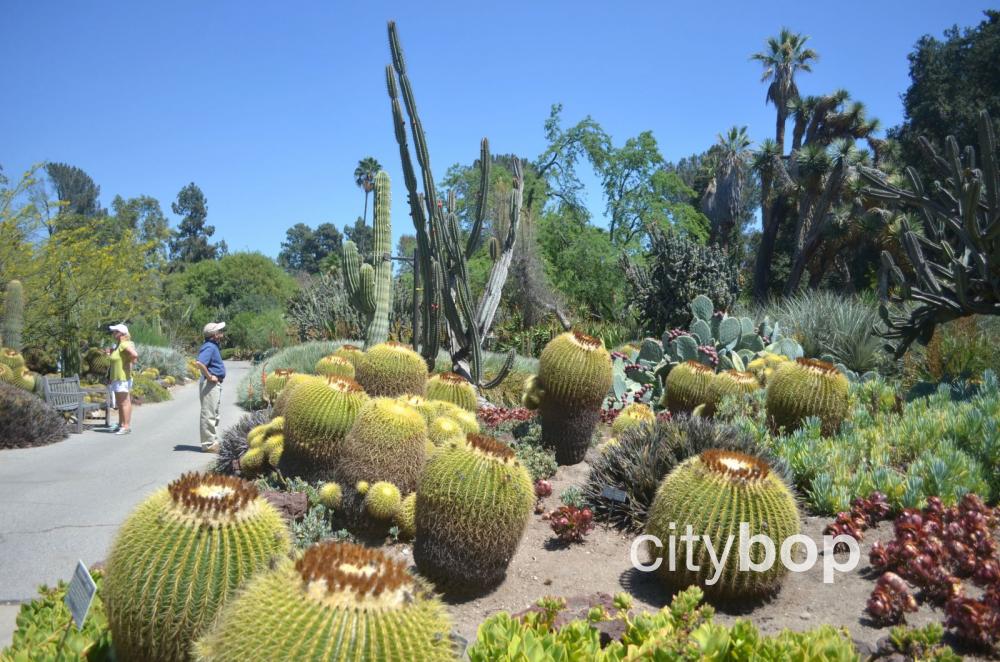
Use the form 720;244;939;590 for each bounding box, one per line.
1;1;993;257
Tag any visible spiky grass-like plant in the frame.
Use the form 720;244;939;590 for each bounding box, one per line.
645;450;800;601
314;354;356;379
663;361;714;414
337;398;427;493
104;473;291;662
414;434;534;594
355;341;428;397
766;358;849;435
583;416;786;532
532;331;613;465
426;371;478;412
194;541;455;661
283;376;369;471
0;383;67;449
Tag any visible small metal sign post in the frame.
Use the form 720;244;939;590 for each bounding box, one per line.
55;561;97;661
601;485;628;522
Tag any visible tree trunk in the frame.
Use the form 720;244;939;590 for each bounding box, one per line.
362;192;369;225
775;108;787;153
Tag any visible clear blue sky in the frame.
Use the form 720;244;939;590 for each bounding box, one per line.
1;1;993;257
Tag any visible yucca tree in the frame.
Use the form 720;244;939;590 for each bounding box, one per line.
751;28;818;153
703;126;752;250
353;156;382;224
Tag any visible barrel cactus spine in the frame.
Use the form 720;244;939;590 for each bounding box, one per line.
663;360;715;414
194;541;455;661
343;171;393;349
356;341;429;397
426;371;478;412
766;358;850;435
533;331;613;465
1;280;24;351
414;434;534;593
104;473;291;662
645;450;800;600
283;375;369;471
337;397;427;493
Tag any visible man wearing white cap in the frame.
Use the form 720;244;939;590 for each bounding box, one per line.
108;324;138;435
194;322;227;452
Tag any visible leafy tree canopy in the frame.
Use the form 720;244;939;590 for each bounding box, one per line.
169;182;226;265
343;216;373;258
278;222;343;274
45;162;102;218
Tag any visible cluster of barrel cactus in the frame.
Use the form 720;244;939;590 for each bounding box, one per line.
0;348;38;392
239;416;286;474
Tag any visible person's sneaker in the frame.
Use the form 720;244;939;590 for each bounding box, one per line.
109;424;121;432
114;427;131;435
203;443;220;453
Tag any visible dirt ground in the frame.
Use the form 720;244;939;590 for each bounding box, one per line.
386;455;995;660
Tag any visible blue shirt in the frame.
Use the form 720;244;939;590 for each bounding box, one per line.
197;340;226;381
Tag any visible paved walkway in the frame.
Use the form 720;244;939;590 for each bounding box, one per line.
0;361;249;648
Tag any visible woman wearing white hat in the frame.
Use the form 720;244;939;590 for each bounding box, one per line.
108;324;138;435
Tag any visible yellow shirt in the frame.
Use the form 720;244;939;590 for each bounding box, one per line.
110;340;135;382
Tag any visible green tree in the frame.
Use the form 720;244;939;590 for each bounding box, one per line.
343;216;373;258
278;222;343;274
354;156;382;225
45;163;102;220
750;28;818;152
702;127;752;251
111;195;171;266
889;11;1000;182
168;182;226;265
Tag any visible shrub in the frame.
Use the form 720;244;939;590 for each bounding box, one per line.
135;344;188;381
1;571;112;661
583;416;785;532
130;375;171;403
285;271;363;341
622;225;739;334
228;308;291;356
903;315;1000;386
0;383;68;449
508;421;558;481
236;340;357;409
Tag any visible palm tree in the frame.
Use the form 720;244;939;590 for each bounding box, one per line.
751;28;818;154
703;126;752;250
353;157;382;224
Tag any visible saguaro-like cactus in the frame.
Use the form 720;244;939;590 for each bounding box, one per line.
861;110;1000;354
385;21;518;389
2;280;24;351
343;170;392;348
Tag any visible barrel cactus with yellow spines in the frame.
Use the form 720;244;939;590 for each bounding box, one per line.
746;351;791;385
663;360;714;414
396;493;417;539
263;368;295;402
531;331;613;465
766;358;850;435
283;375;369;471
364;481;403;520
706;370;761;416
194;541;455;662
0;348;25;371
611;402;655;438
271;373;325;417
104;473;291;662
332;343;365;368
314;354;356;380
355;341;429;397
336;397;427;493
414;434;534;593
428;416;466;448
645;450;800;601
318;481;343;509
413;398;480;434
426;371;477;411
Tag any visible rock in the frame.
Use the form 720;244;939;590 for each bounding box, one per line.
852;639;876;660
512;592;625;645
261;490;308;521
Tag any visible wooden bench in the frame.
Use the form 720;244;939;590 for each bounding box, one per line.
42;376;109;433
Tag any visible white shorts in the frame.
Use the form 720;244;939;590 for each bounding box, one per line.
109;379;133;394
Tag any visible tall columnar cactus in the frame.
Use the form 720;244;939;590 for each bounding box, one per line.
194;541;455;662
860;110;1000;355
525;331;613;465
645;450;800;600
343;170;392;349
2;280;24;351
104;473;290;662
385;21;518;389
414;434;534;594
766;358;850;435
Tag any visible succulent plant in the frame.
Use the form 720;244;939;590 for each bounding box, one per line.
528;331;613;465
343;170;393;349
0;348;25;372
318;481;343;509
313;354;356;380
336;397;427;493
427;415;466;449
104;473;291;662
766;358;850;435
194;541;455;661
426;371;478;412
355;341;429;397
663;360;715;414
414;434;534;594
364;481;403;520
263;368;295;402
705;370;761;416
610;402;655;438
411;397;480;434
283;376;369;471
746;351;792;385
646;450;801;600
396;492;417;539
271;373;326;417
332;343;366;368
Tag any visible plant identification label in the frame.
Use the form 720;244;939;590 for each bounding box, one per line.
64;560;96;630
601;485;628;503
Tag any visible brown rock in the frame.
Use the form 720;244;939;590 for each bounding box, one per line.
261;490;308;521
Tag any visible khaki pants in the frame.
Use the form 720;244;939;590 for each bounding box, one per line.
200;379;222;449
